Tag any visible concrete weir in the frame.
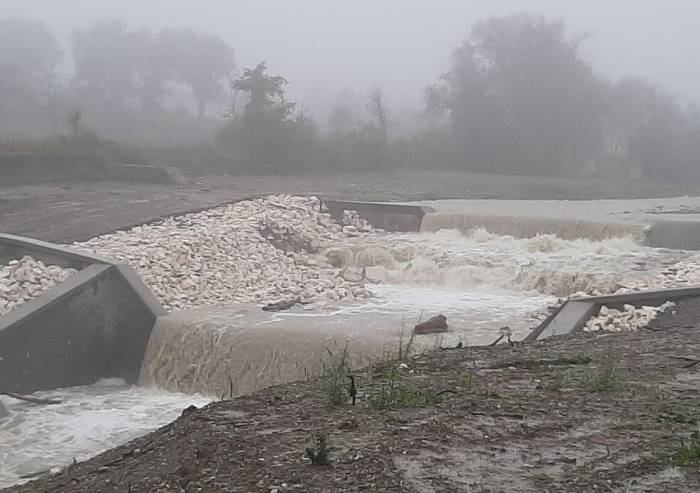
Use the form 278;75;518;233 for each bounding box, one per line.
5;196;700;396
326;198;700;341
323;200;430;232
0;234;164;394
326;196;700;249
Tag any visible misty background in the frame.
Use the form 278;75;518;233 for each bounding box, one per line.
1;0;699;180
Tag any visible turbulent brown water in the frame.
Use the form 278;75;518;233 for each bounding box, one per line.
138;227;699;395
421;213;645;242
6;196;700;488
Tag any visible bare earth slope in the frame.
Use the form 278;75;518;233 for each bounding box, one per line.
8;298;700;492
3;171;700;242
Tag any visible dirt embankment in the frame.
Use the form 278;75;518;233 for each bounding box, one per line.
8;299;700;493
3;171;700;243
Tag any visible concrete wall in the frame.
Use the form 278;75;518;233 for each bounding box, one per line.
323;200;428;232
0;234;164;394
525;286;700;342
645;221;700;250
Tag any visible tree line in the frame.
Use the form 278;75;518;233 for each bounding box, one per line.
0;18;233;143
1;15;699;180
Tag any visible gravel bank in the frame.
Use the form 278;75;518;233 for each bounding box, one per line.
0;256;77;316
71;195;376;311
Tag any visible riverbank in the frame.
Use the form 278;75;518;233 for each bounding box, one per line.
4;171;700;243
7;298;700;492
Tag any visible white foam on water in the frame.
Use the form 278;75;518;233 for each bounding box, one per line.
347;229;693;298
0;379;211;488
338;283;551;342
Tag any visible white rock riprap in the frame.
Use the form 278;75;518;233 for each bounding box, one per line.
0;256;77;316
72;195;377;311
341;210;379;235
584;302;676;333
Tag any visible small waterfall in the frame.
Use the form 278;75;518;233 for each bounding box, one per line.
137;221;699;396
420;213;646;242
138;305;392;395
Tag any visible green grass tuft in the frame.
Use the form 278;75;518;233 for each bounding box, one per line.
671;432;700;466
367;360;440;410
585;361;626;392
321;344;352;405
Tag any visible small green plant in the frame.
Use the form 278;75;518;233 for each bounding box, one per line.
305;434;332;466
585;360;626;392
645;384;666;401
367;361;440;410
671;432;700;466
659;413;699;426
397;314;416;362
322;344;352;405
458;368;473;388
497;392;511;409
368;382;440;410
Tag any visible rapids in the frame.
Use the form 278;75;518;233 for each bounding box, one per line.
5;197;700;488
137;228;699;395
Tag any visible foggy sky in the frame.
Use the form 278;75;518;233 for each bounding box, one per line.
2;0;699;118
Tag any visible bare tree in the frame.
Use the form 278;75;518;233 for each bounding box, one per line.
366;87;390;146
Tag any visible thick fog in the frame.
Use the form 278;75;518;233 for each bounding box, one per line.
2;0;699;181
4;0;700;114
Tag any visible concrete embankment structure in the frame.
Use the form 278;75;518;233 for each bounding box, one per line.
525;286;700;342
327;196;700;250
416;197;700;250
323;200;430;232
327;198;700;341
0;234;164;394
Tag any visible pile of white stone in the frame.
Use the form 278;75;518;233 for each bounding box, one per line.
341;209;376;236
72;195;376;311
659;260;700;287
584;301;676;333
0;256;77;317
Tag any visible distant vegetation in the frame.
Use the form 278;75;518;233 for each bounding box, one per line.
1;14;699;180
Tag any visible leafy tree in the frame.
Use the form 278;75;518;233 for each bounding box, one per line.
218;63;317;173
434;14;606;175
158;29;234;120
0;18;62;133
422;84;448;125
72;21;144;109
0;18;61;94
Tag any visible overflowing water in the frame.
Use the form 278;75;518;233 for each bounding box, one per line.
4;197;700;488
138;228;699;396
0;379;211;488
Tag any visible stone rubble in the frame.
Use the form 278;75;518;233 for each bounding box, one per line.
584;301;676;333
0;256;77;316
341;210;377;234
72;195;377;311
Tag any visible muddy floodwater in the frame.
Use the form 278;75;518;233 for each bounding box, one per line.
4;197;700;488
